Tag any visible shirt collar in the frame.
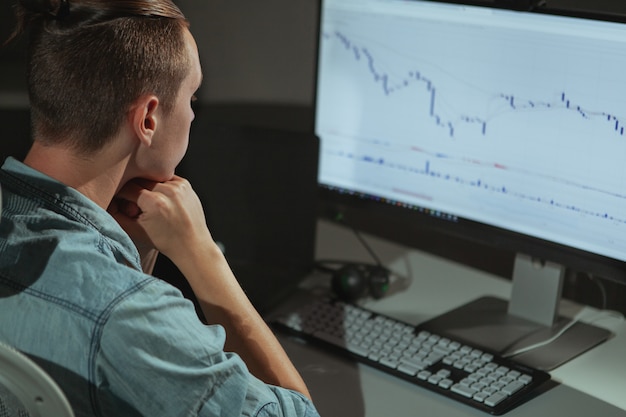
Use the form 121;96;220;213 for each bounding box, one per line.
1;157;142;270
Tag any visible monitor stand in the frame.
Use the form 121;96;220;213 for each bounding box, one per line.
420;253;613;371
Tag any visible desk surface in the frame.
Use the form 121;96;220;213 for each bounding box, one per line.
273;220;626;416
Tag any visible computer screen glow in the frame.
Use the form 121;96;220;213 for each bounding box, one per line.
316;0;626;270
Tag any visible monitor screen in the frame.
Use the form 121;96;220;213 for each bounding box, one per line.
314;0;625;369
315;0;626;284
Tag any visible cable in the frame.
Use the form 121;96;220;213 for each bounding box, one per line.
314;259;386;273
502;318;581;358
503;309;624;358
315;227;386;272
352;228;383;266
585;273;608;310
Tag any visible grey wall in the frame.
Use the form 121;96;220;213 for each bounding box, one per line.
177;0;318;106
0;0;319;108
173;0;626;105
4;0;626;108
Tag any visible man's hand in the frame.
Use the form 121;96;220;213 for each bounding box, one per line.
109;176;212;264
108;180;154;249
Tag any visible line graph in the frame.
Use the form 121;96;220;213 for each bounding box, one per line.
328;30;626;138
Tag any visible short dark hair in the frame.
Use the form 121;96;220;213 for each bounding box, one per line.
8;0;191;153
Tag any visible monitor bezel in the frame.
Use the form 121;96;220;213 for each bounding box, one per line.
313;0;626;287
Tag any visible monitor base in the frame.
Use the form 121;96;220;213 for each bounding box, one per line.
420;296;612;371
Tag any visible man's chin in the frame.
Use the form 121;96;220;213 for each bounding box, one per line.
143;171;176;184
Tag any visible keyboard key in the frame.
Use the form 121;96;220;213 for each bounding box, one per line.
436;369;451;378
473;391;489;403
398;363;420;376
519;374;533;385
400;357;428;371
417;370;431;380
439;378;454;389
380;357;400;368
485;391;508;407
451;383;478;398
428;374;443;385
502;380;525;396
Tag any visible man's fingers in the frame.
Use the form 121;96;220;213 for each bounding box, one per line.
115;178;160;205
115;181;145;203
132;177;160;191
116;198;142;218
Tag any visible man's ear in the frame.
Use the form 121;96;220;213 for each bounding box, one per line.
130;95;160;147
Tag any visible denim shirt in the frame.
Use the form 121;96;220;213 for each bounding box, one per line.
0;157;319;417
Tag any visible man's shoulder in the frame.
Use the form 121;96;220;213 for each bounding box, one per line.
2;236;155;318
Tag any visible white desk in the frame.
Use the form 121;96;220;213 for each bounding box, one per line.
274;220;626;416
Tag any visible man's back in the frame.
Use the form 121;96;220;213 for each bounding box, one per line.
0;158;316;416
1;0;319;414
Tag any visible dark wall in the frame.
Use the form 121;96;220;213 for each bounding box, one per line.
1;1;625;313
0;2;27;93
0;109;30;162
3;1;626;105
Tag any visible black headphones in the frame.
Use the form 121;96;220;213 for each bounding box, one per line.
329;263;391;302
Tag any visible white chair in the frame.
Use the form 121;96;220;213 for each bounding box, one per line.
0;342;75;417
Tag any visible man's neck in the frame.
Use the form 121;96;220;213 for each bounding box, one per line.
23;141;130;210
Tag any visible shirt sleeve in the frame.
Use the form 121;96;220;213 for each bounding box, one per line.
94;278;320;417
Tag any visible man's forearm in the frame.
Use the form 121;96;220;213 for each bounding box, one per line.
172;242;312;399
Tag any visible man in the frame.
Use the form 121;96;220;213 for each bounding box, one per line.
0;0;319;416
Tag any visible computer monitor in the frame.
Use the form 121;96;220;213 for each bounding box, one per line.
314;0;626;370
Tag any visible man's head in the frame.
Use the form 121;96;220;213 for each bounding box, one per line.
10;0;193;154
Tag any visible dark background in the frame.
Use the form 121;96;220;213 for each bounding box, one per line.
1;1;625;314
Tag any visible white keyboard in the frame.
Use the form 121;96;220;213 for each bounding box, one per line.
272;297;551;415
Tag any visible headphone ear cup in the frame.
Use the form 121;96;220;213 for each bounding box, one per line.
331;264;368;301
367;266;390;299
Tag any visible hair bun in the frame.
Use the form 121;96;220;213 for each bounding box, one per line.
20;0;69;18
